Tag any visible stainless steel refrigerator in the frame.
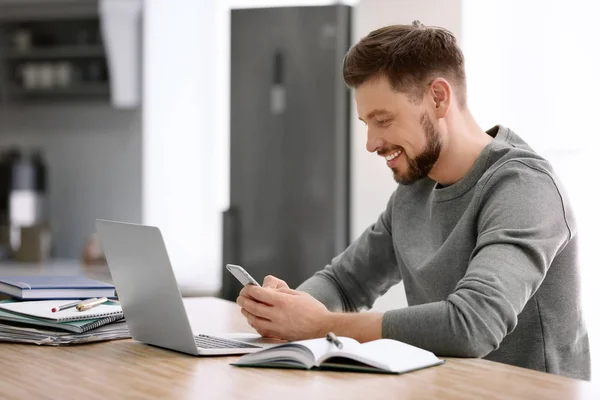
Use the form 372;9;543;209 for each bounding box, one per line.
222;5;352;301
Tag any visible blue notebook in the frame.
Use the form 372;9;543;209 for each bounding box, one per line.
0;276;116;300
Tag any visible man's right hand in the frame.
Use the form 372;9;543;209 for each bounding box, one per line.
262;275;289;290
238;274;289;338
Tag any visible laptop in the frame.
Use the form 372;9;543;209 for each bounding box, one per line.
95;219;273;356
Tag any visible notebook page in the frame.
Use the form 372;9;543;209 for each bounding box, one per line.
355;339;441;373
295;337;360;361
0;300;122;322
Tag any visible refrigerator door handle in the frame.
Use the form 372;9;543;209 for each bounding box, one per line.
270;49;286;115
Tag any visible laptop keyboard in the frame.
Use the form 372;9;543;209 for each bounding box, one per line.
194;334;261;349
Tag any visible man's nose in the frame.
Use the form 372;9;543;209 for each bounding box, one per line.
366;131;385;153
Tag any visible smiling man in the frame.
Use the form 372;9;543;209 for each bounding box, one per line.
236;21;590;380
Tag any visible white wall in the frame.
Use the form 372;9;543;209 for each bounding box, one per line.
0;104;142;258
462;0;600;379
353;0;463;312
143;0;220;295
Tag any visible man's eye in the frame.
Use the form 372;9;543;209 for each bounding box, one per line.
377;119;391;126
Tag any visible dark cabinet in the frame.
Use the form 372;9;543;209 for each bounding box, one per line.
0;0;110;103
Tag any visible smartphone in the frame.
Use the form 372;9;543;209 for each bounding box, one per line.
226;264;260;287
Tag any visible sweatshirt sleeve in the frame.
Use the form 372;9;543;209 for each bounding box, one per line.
297;192;402;312
381;162;573;357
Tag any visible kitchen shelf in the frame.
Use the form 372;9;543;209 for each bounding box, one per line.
4;45;105;60
6;83;110;98
0;15;110;104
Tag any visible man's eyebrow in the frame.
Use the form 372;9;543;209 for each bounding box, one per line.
358;109;392;122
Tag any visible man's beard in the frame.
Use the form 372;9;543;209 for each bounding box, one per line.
392;113;442;185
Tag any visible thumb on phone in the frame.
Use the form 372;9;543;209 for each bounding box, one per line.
262;275;289;290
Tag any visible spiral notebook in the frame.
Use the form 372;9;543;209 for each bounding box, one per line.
0;300;123;323
0;306;123;333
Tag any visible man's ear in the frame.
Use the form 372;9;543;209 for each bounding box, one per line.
430;78;452;118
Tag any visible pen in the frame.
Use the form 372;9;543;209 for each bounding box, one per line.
76;297;108;311
51;299;87;313
326;332;343;349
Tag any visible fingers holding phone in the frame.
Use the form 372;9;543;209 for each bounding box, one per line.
226;264;289;290
226;264;264;305
227;264;289;309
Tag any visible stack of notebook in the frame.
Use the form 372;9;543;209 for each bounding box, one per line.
0;276;130;346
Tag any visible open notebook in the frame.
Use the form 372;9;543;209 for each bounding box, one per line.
232;337;444;374
0;300;123;323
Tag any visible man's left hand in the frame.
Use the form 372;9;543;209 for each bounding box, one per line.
237;285;330;341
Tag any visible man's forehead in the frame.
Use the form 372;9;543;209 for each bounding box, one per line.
356;87;415;121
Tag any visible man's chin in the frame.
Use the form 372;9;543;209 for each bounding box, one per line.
392;168;406;184
392;168;419;185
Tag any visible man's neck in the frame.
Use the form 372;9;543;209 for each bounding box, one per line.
429;111;492;186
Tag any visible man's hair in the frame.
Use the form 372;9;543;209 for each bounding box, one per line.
343;21;467;108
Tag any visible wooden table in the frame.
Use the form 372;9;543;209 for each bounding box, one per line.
0;297;597;400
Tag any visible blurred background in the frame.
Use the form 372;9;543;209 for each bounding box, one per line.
0;0;597;379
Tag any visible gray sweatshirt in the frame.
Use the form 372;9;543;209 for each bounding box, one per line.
297;126;590;380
